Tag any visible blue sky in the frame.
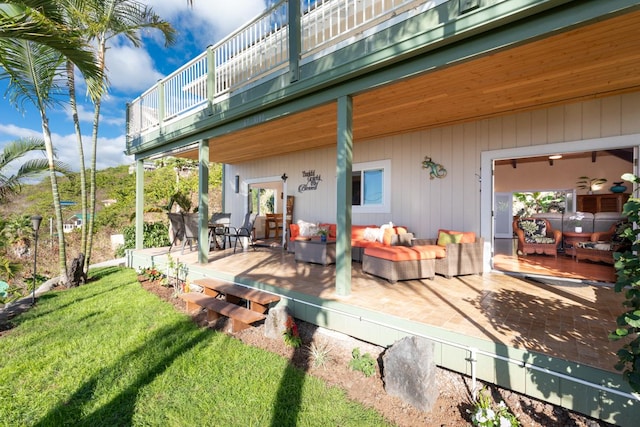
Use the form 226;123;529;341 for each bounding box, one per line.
0;0;267;172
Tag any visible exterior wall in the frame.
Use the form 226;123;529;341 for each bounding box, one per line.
225;92;640;238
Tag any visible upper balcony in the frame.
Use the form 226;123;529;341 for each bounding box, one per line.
125;0;640;161
126;0;500;149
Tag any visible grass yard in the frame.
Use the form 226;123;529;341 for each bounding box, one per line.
0;267;391;427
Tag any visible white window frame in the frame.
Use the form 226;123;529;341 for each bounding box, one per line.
352;159;391;214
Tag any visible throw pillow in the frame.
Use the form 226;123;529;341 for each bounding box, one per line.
392;232;414;247
437;231;463;246
518;219;546;238
297;220;318;237
363;227;380;242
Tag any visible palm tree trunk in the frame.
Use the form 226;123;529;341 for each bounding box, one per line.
67;60;88;261
40;112;68;286
85;41;106;271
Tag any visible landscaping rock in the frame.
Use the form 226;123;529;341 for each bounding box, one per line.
383;335;438;412
264;305;292;340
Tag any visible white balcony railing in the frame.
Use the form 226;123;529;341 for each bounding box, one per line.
127;0;443;139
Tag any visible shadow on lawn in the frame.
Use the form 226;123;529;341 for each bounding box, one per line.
33;319;212;426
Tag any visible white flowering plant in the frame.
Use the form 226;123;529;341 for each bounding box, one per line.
470;388;520;427
568;211;585;228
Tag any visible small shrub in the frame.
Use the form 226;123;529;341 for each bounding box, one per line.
307;340;333;369
283;316;302;348
469;388;520;427
348;347;376;377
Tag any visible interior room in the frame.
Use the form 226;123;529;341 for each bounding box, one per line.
493;148;633;282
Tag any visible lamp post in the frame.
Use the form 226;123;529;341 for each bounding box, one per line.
30;215;42;305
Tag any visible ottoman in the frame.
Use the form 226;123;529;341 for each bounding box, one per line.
362;245;444;283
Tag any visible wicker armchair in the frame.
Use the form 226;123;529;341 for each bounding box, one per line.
513;218;561;258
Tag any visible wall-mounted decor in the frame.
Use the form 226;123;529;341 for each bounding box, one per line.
298;169;322;192
422;156;447;179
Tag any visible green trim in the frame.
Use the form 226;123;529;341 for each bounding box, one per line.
198;140;209;264
135;160;144;250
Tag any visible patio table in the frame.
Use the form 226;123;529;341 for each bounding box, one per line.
294;238;336;266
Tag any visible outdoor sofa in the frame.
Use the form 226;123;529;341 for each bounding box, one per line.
289;222;483;282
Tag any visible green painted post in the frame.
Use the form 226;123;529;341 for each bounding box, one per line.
336;95;353;296
198;140;210;264
135;159;144;250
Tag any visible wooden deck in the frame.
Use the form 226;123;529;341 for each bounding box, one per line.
135;242;624;374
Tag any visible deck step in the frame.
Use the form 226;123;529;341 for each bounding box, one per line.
180;292;266;332
193;278;280;313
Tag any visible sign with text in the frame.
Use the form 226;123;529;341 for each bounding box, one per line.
298;170;322;192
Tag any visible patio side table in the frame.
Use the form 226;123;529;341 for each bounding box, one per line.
294;238;336;266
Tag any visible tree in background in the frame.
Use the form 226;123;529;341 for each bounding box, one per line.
0;137;68;203
0;2;101;287
79;0;175;274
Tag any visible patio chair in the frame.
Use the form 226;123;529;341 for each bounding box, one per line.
224;212;258;253
209;212;231;249
167;213;185;253
181;212;200;254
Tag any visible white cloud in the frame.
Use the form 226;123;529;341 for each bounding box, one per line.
0;123;132;172
145;0;266;46
105;41;164;92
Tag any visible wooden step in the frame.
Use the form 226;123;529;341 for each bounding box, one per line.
193;278;280;313
180;292;266;332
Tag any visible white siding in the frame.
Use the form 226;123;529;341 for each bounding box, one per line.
225;92;640;239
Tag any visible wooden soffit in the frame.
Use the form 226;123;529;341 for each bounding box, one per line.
178;9;640;164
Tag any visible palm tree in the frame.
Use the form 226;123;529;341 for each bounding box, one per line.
0;0;101;97
0;137;66;202
80;0;175;272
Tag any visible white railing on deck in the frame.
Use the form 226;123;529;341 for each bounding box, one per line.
301;0;416;55
164;53;208;120
127;0;436;138
215;0;289;93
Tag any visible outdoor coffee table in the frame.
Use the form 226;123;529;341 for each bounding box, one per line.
294;238;336;266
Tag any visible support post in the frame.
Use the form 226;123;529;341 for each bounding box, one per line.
336;96;353;296
135;159;145;250
198;139;210;264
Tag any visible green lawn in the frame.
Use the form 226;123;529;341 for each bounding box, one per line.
0;267;391;427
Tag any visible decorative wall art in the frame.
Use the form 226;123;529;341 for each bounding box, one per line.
298;169;322;192
422;156;447;179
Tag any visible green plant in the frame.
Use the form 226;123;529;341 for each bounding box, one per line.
307;340;333;369
348;347;376;377
469;388;520;426
609;173;640;393
317;227;329;237
117;221;171;257
138;266;163;282
283;315;302;348
576;176;607;192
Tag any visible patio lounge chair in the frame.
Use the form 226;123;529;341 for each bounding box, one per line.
224;213;258;253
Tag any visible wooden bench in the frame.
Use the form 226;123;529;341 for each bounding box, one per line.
193;278;280;314
180;292;266;332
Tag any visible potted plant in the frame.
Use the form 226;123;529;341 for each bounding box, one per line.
568;211;585;232
576;176;607;194
317;227;329;242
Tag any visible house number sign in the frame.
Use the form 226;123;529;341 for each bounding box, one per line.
298;170;322;192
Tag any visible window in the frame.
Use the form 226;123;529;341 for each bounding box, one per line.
352;160;391;213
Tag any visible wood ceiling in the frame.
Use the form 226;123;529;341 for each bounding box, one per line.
180;8;640;164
